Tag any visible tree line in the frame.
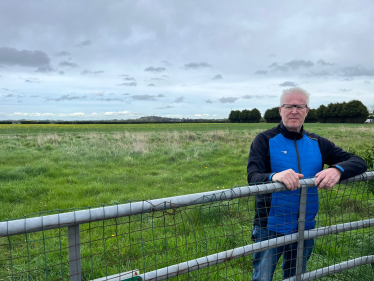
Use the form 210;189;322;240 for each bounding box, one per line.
228;100;369;124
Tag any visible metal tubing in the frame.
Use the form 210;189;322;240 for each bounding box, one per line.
68;224;82;281
295;185;307;280
137;218;374;281
284;255;374;281
1;171;373;237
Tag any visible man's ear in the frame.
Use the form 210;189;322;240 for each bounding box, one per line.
278;107;282;115
305;107;310;116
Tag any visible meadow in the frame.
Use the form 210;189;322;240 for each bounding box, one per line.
0;123;374;280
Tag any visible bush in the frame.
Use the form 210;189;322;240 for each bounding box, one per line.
264;107;281;123
317;100;369;123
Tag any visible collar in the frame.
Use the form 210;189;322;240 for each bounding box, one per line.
278;121;304;140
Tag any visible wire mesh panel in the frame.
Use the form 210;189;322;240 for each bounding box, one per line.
1;173;374;281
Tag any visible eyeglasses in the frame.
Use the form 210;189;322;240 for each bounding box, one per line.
281;104;308;110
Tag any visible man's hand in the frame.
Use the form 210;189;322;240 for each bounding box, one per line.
272;169;304;191
315;168;342;190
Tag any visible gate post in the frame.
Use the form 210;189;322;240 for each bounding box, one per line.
295;185;307;280
68;224;82;281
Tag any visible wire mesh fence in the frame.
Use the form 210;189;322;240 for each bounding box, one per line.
1;171;374;281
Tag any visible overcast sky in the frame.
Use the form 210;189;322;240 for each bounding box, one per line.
0;0;373;120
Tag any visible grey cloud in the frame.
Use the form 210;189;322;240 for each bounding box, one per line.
59;60;78;68
58;71;65;75
36;65;54;73
219;97;239;103
174;96;185;103
157;94;165;97
2;94;15;98
123;77;136;81
339;88;351;92
268;62;289;72
47;94;87;101
150;78;164;81
279;81;297;87
242;95;277;99
147;84;155;87
81;70;104;75
183;62;212;70
161;75;169;78
0;47;50;67
342;66;374;77
1;88;11;91
306;71;331;77
75;40;92;47
93;92;105;96
30;95;39;98
132;94;159;101
161;60;171;66
285;59;314;70
25;79;40;83
268;54;276;58
156;105;174;109
364;81;371;84
55;51;71;57
117;82;137;86
122;93;130;95
94;98;123;102
119;74;129;77
144;66;166;73
211;74;223;80
317;60;334;66
17;94;25;98
204;99;214;104
341;77;354;81
254;70;268;75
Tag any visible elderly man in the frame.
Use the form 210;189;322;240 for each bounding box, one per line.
247;87;367;281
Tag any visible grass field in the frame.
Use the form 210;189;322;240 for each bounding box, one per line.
0;123;374;280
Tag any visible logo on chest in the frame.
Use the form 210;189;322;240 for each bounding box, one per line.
281;151;287;154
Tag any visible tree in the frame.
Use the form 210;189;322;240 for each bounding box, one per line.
240;109;251;123
305;108;317;123
228;110;241;123
251;108;262;123
264;107;281;123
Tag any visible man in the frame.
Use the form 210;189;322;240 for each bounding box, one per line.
247;87;367;281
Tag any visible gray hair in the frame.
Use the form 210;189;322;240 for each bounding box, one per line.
280;87;310;107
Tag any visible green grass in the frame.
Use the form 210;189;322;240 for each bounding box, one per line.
0;123;374;280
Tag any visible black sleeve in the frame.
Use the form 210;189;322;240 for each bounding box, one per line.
247;133;273;184
321;137;367;180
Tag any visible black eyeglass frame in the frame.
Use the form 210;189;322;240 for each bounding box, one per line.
280;104;308;109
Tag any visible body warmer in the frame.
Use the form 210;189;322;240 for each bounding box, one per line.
247;122;367;235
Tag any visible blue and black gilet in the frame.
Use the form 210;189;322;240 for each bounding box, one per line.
247;122;367;235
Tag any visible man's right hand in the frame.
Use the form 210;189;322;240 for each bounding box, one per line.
272;169;304;191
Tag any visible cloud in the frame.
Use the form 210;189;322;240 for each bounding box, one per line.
0;47;50;67
254;70;268;75
183;62;212;70
55;51;71;57
269;59;314;72
364;80;371;84
2;94;15;98
268;54;276;58
161;75;169;78
161;60;171;66
123;77;136;81
157;94;165;97
279;81;297;87
75;40;92;47
194;114;209;117
342;66;374;77
317;60;334;66
305;71;331;77
46;94;87;101
211;74;223;80
81;70;104;75
93;92;105;97
156;105;174;109
144;66;166;73
132;94;160;101
25;78;40;83
174;96;185;103
150;78;164;81
204;99;214;103
339;88;351;92
147;83;155;87
242;95;277;99
94;98;123;102
59;60;78;68
219;97;239;103
58;71;65;75
1;88;11;91
30;95;39;98
117;82;137;86
35;65;54;73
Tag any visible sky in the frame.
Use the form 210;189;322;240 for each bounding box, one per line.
0;0;373;120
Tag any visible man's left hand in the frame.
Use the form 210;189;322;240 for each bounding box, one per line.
315;168;342;190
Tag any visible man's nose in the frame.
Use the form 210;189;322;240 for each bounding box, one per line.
291;107;298;113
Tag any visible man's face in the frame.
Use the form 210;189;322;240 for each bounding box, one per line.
279;93;309;132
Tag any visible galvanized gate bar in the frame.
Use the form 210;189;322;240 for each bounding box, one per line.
295;185;308;280
1;171;373;237
136;218;374;281
283;255;374;281
68;224;82;281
